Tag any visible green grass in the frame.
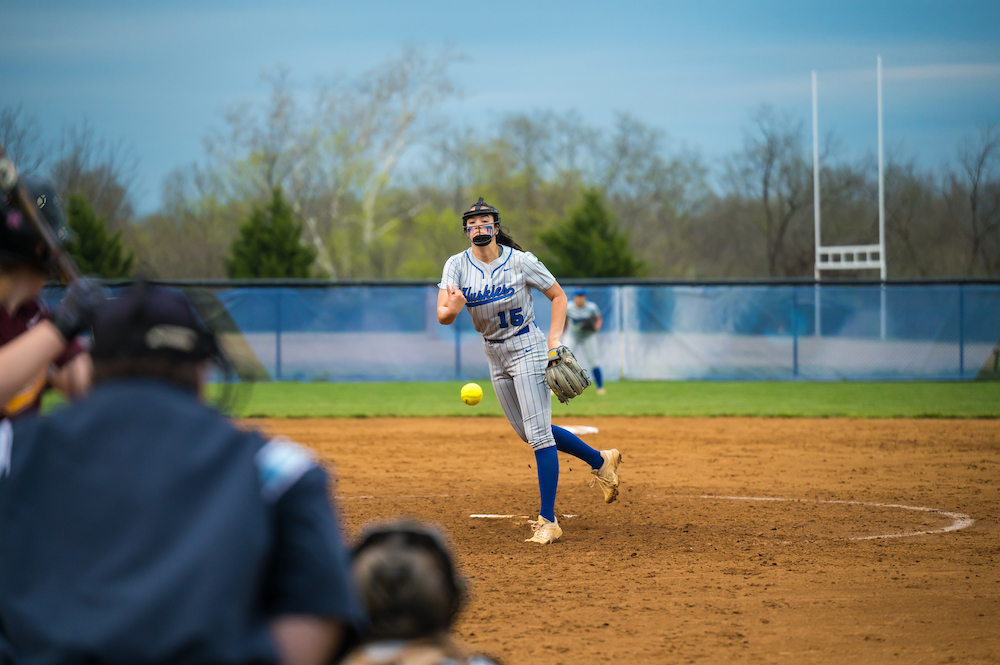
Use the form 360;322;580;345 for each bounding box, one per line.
205;380;1000;419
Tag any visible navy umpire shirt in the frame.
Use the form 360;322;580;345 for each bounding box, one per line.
0;378;362;665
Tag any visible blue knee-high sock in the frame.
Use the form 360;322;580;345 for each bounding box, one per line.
552;425;603;470
593;367;603;388
534;446;558;523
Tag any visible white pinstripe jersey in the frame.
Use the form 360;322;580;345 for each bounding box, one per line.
439;246;556;341
566;300;601;338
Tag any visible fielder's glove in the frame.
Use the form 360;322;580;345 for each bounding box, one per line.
545;345;591;404
580;316;598;333
51;277;105;342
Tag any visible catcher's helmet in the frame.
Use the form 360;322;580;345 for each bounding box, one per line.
352;519;466;641
0;179;70;273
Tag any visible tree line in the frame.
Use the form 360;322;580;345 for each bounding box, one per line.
2;48;998;280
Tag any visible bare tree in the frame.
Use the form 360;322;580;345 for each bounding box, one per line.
430;124;478;213
202;68;313;203
601;113;665;200
181;48;459;278
725;105;812;277
945;125;1000;275
306;46;460;276
49;120;138;229
0;105;46;175
201;68;335;274
356;47;457;251
124;169;248;278
498;111;556;218
552;110;601;179
878;153;940;277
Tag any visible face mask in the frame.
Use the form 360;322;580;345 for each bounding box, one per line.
468;222;496;247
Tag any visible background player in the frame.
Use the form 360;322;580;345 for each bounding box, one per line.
437;197;622;545
562;287;606;395
0;179;102;419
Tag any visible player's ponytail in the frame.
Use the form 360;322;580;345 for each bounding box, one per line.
496;228;522;252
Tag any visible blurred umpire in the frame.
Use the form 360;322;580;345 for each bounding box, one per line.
0;283;363;665
0;179;103;418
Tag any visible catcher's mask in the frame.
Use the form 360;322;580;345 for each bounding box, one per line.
0;178;72;274
352;519;466;641
90;280;239;403
462;197;500;247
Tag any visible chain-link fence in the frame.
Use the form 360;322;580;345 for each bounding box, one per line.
49;280;1000;382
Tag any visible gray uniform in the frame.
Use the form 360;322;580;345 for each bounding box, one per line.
564;300;601;368
439;246;557;450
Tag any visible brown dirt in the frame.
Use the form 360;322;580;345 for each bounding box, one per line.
250;416;1000;665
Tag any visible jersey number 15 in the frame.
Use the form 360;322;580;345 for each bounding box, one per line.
497;308;523;329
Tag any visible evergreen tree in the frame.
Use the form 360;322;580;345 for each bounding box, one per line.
64;192;135;278
540;189;644;278
226;187;316;278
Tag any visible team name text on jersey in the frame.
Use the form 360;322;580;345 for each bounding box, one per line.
463;284;515;308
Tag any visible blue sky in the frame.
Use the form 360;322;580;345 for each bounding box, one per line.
4;0;999;214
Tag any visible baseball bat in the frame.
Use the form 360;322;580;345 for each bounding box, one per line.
0;141;80;282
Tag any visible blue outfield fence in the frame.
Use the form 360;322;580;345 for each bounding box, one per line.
46;280;1000;382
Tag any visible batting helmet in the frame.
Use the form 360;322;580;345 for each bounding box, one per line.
0;179;70;273
352;519;466;641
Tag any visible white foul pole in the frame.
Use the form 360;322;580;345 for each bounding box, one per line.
813;70;821;279
877;55;887;339
877;55;886;277
812;70;822;336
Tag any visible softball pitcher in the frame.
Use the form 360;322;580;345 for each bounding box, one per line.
437;198;622;545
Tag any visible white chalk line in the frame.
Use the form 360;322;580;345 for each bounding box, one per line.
561;425;599;436
336;491;973;541
654;493;974;541
336;494;454;501
470;514;577;519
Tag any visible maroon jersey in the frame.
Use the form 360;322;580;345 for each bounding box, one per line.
1;300;85;418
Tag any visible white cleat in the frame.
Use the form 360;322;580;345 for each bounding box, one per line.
590;448;622;503
525;516;563;544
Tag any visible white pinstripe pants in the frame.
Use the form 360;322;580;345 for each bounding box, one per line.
563;331;599;369
483;326;556;451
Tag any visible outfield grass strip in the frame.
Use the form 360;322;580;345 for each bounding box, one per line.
209;380;1000;419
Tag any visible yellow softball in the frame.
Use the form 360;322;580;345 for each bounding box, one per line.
460;382;483;406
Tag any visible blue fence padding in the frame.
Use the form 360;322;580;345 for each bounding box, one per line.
40;282;1000;382
216;287;429;333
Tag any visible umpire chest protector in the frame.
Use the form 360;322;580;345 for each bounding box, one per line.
0;380;282;664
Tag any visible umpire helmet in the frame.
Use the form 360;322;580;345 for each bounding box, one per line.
0;179;70;273
352;519;466;641
91;282;222;364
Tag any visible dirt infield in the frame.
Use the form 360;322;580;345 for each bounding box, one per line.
251;416;1000;665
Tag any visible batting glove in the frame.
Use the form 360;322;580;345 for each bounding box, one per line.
51;277;105;342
